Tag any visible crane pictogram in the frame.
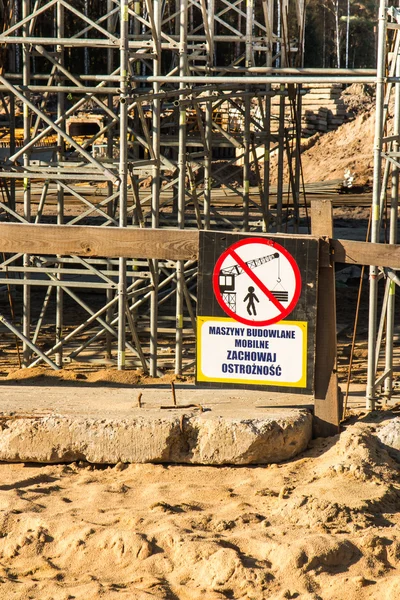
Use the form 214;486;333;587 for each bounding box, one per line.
218;251;289;312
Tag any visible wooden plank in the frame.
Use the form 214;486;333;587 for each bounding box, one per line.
2;223;400;268
0;223;199;261
311;200;341;438
332;239;400;268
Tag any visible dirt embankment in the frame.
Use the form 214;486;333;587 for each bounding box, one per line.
299;84;377;185
298;108;375;186
269;84;377;188
0;414;400;599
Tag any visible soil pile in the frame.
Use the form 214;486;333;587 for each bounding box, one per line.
298;109;375;186
269;84;378;187
341;84;376;117
0;414;400;599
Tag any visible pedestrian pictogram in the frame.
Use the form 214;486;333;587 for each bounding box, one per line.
212;237;301;326
244;286;259;316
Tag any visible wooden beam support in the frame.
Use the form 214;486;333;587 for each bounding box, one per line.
311;200;341;438
331;238;400;267
0;223;199;261
1;222;399;269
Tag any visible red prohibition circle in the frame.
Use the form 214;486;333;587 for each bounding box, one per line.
212;237;302;327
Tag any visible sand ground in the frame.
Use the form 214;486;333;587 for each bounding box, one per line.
0;409;399;600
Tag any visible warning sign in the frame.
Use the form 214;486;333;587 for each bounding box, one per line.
212;238;301;326
197;232;319;394
197;317;307;387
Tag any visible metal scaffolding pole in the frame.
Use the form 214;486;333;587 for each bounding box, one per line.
22;0;31;366
203;0;214;231
106;0;115;361
118;0;129;370
366;0;388;410
384;54;400;403
56;0;65;368
175;0;188;375
242;0;253;232
150;0;161;377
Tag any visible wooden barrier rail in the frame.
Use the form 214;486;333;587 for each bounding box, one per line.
0;201;392;437
0;221;398;268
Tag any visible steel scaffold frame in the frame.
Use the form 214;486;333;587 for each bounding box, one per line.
367;0;400;409
0;0;376;378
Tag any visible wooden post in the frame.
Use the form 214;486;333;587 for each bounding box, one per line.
311;200;341;437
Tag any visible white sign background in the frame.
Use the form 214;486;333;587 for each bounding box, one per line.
213;239;301;326
198;318;307;386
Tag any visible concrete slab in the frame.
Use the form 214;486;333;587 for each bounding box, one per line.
0;385;313;465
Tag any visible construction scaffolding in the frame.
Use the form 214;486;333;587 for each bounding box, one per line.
0;1;377;380
367;0;400;409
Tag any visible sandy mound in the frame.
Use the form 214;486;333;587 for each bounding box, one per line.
4;366;192;387
270;84;379;187
0;416;400;599
341;83;376;117
300;110;375;185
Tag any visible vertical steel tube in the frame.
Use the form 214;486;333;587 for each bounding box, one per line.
106;0;115;360
293;84;302;233
8;9;16;213
242;0;253;231
204;103;212;230
203;0;214;230
263;0;273;233
276;86;285;232
118;0;129;370
22;0;31;366
262;91;271;233
55;0;64;367
175;0;188;375
150;0;161;377
367;0;387;410
384;53;400;402
84;0;89;75
9;96;16;211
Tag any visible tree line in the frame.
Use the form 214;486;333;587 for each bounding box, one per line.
304;0;378;68
0;0;379;71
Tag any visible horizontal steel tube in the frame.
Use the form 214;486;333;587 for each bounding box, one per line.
0;85;120;94
0;279;116;288
194;67;377;75
0;36;152;48
133;75;377;84
5;73;121;81
0;173;111;181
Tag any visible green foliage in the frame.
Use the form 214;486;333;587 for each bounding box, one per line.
304;0;378;68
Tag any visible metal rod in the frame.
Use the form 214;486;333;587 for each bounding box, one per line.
276;85;285;232
0;313;60;371
117;0;129;370
22;0;31;367
242;0;252;232
132;75;377;84
56;0;65;368
32;285;53;345
367;0;388;410
150;0;161;377
384;50;400;402
174;0;188;375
